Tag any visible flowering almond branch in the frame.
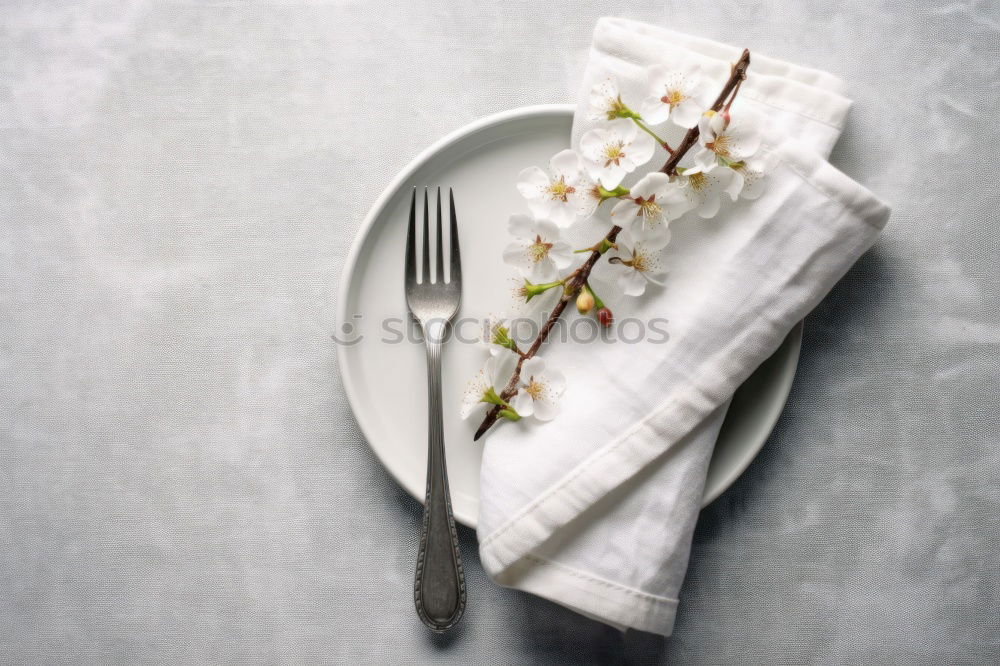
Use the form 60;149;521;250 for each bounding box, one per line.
464;50;760;440
660;49;750;175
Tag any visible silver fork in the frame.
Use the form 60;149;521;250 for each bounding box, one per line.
406;187;466;632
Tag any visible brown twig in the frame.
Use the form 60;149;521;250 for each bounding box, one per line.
473;49;751;441
660;48;751;175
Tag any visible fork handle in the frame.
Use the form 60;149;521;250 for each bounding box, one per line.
414;337;466;632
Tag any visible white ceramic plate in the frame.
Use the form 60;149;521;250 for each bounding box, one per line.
337;105;802;528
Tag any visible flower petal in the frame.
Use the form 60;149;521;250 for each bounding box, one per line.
696;192;721;218
639;95;671;125
692;147;718;171
626;130;656;169
724;168;744;201
529;257;557;283
517;166;549;198
547;203;577;228
730;127;761;159
642;270;667;286
543;367;566;397
579;127;606;159
502;243;531;273
510;390;534;418
486;353;515;386
607;117;637;141
550;149;582;177
610;197;638;220
619;268;648;296
671;99;702;129
575;188;600;220
635;172;671;198
522;356;546;378
460;362;492;419
632;224;671;248
508;213;535;239
588;79;620;121
598;163;628;189
532;397;559;421
739;164;767;200
548;241;574;270
636;227;671;251
644;64;671;92
532;217;561;241
459;399;481;420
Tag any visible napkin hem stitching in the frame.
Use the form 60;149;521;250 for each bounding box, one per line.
777;148;892;229
517;552;680;605
740;89;846;130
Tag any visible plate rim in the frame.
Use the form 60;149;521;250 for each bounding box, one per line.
702;320;802;506
336;103;801;527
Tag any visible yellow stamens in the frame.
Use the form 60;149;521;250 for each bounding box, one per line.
603;141;626;167
708;133;731;157
634;194;662;223
660;88;685;109
687;171;708;192
525;378;545;400
605;96;629;120
527;234;553;263
547;176;576;202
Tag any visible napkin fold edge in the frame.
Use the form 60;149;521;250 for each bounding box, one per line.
491;552;678;635
597;17;850;96
592;17;854;131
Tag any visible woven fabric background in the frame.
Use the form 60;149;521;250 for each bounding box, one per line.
1;1;997;662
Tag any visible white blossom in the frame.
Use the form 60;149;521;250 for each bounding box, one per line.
480;313;518;356
579;118;656;189
675;166;738;218
517;150;595;227
610;172;691;236
509;357;566;421
460;355;514;420
639;64;709;129
610;228;670;297
576;180;604;221
502;215;573;283
587;77;629;121
692;110;762;172
727;154;768;201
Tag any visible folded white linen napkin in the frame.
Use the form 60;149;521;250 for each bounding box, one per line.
476;18;890;636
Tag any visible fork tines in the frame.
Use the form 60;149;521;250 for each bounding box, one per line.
406;187;461;286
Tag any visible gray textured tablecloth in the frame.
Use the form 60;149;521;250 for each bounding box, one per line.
1;1;997;663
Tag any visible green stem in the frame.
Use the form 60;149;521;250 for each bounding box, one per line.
498;408;521;422
583;282;606;310
597;184;630;201
484;387;520;421
521;279;564;301
631;118;673;152
574;237;617;254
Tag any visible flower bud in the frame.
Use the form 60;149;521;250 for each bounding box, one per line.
576;290;595;315
597;306;613;328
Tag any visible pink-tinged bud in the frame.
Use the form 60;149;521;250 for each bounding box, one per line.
597;306;613;328
720;109;731;128
576;290;595;315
